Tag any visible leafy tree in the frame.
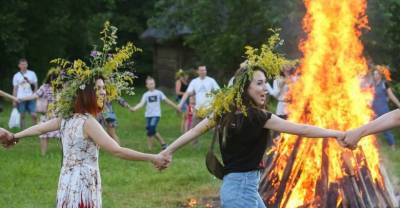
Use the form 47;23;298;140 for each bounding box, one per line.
149;0;277;79
149;0;400;82
1;0;400;90
0;0;156;90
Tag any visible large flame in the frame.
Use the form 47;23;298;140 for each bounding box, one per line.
265;0;385;207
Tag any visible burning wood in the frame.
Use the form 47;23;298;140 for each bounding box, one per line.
180;197;220;208
259;0;398;207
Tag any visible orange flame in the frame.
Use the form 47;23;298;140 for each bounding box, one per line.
186;198;198;208
266;0;384;207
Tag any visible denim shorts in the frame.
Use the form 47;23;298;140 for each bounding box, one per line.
17;100;36;113
220;170;266;208
146;116;160;136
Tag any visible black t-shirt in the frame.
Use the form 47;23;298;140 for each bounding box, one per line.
178;82;188;99
219;108;272;175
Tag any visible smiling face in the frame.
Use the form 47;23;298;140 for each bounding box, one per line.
247;70;267;107
95;79;106;109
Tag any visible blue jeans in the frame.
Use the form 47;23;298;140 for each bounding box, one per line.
220;170;266;208
146;117;160;136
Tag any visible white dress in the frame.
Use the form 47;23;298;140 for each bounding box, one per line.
56;114;102;208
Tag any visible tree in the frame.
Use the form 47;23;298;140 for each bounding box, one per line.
0;0;157;90
149;0;400;82
149;0;278;79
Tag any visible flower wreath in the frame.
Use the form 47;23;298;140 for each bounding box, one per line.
199;29;294;120
50;21;141;118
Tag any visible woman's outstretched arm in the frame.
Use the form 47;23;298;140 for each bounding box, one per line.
164;117;215;154
0;90;18;102
342;109;400;148
264;114;344;139
14;118;61;140
84;116;168;166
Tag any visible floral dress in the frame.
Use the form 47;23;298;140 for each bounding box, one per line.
36;84;60;139
57;114;102;208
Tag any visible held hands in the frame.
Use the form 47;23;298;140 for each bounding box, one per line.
335;131;345;141
159;150;172;170
0;128;17;148
333;131;346;147
338;129;363;150
151;150;172;171
12;97;19;103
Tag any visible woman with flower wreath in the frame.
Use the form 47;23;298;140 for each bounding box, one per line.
18;68;61;156
0;22;169;208
158;34;345;207
89;50;135;144
160;65;345;208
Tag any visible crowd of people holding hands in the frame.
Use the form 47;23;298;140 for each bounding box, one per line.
0;55;399;207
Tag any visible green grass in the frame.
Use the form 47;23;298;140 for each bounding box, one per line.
0;89;399;207
0;88;220;208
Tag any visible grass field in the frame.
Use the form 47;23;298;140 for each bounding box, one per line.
0;88;220;208
0;88;399;207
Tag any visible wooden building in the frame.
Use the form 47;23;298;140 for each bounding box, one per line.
140;26;194;88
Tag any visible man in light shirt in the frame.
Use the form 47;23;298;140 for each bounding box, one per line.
12;58;38;128
178;65;220;131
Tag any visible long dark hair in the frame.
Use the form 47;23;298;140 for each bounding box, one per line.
218;66;268;134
